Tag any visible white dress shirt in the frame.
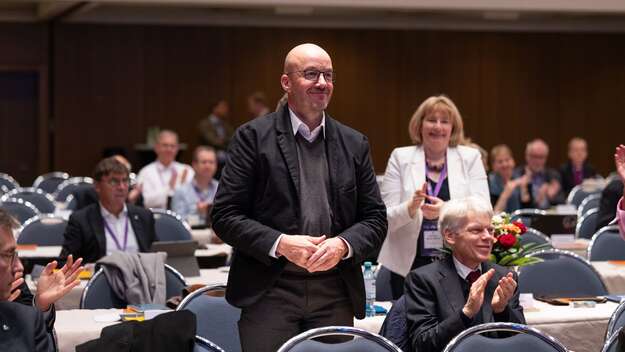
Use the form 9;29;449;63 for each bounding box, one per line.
100;203;140;255
137;160;194;209
453;256;480;280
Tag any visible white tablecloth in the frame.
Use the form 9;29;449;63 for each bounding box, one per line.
56;299;617;352
592;261;625;294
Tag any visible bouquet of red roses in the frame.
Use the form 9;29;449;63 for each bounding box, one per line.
489;213;547;267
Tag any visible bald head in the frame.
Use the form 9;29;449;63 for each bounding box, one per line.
280;43;334;123
283;43;332;73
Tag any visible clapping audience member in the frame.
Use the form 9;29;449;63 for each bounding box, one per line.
172;146;219;226
378;95;489;300
405;197;525;352
489;145;530;213
0;210;55;352
614;145;625;238
559;137;597;196
513;139;564;209
137;130;194;209
61;157;157;263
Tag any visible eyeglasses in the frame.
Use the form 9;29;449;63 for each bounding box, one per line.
105;178;130;187
287;69;335;83
0;250;17;266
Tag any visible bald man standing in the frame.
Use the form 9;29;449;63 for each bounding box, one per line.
212;43;387;351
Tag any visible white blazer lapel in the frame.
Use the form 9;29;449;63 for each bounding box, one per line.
446;147;466;199
409;146;426;192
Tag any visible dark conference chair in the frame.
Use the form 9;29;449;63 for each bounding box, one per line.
177;284;241;352
80;264;187;309
588;225;625;261
17;215;67;246
277;326;402;352
576;208;600;239
54;177;94;202
518;249;607;298
194;336;225;352
152;209;193;241
1;187;56;214
442;322;567;352
33;172;70;194
0;197;40;224
0;173;20;195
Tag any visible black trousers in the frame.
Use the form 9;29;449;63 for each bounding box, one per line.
238;272;354;352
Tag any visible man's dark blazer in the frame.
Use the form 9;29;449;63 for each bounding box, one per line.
211;105;388;319
0;301;55;352
405;256;525;352
60;203;156;263
559;160;597;196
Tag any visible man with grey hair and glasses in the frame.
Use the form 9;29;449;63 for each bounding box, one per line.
404;196;525;352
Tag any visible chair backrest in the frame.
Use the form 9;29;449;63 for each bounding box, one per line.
17;215;67;246
80;264;187;309
588;225;625;261
567;184;602;208
151;209;192;241
33;172;70;194
177;284;242;352
606;301;625;341
602;326;623;352
0;173;20;194
443;322;567;352
510;209;547;228
518;249;607;297
194;336;225;352
518;228;550;247
376;265;393;302
277;326;402;352
0;197;40;224
577;193;601;219
576;208;600;239
54;177;94;201
1;187;56;214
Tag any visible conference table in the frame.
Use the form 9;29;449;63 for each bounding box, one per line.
54;297;619;352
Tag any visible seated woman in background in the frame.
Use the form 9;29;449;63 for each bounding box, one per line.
614;145;625;237
489;144;531;213
377;95;489;300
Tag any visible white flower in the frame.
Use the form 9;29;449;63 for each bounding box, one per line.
492;214;504;224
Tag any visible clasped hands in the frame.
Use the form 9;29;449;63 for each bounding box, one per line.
276;234;347;273
462;269;517;318
408;182;444;220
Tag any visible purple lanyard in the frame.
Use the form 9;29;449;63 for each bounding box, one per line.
103;216;129;251
426;162;448;198
193;185;209;202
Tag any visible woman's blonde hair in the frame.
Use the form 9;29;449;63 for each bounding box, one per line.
408;95;465;146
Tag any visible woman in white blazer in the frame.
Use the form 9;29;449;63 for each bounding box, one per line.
377;95;490;299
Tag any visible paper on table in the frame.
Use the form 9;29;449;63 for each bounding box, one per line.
93;313;120;323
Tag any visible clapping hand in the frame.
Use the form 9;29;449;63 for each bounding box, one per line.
408;183;427;219
35;255;83;311
421;195;444;220
463;269;495;318
491;272;517;313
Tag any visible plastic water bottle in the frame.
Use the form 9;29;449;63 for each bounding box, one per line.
363;261;376;317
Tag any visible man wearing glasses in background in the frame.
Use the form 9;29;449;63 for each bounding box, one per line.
2;209;83;351
212;43;387;351
61;157;157;263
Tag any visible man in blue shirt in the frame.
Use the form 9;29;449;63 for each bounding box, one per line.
172;146;219;226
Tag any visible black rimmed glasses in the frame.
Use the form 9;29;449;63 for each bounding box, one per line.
287;69;335;83
106;177;130;187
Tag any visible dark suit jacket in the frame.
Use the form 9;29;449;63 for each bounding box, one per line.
15;282;55;333
597;178;624;231
211;105;387;319
559;160;597;196
0;301;55;352
405;257;525;352
60;203;156;263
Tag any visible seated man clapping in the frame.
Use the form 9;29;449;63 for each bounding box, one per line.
405;196;525;352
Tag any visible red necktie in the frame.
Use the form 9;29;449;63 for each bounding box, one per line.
466;270;481;286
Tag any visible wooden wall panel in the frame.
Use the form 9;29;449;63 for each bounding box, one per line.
52;24;625;177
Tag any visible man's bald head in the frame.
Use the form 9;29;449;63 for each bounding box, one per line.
283;43;332;73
